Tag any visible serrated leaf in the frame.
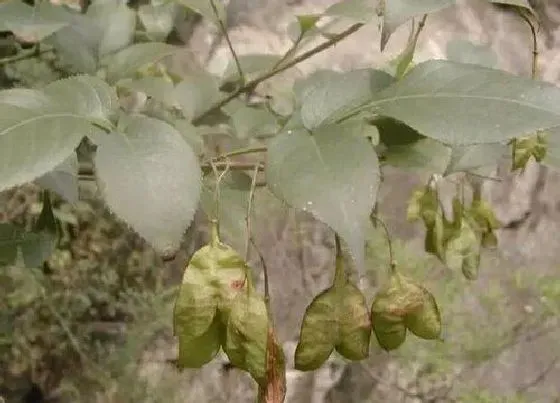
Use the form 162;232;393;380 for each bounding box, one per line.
42;75;118;125
324;0;377;23
0;92;95;192
174;73;221;121
444;143;508;175
139;2;183;42
35;153;79;204
446;39;498;69
380;0;455;51
46;13;101;74
382;138;450;172
299;69;394;130
0;0;70;42
267;125;379;271
104;42;178;83
224;293;269;384
87;0;136;56
94;115;202;258
175;0;226;27
228;105;280;139
366;60;560;145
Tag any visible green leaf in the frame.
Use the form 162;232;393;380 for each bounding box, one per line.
445;143;508;175
42;75;118;126
267;124;380;271
367;60;560;145
380;0;455;51
0;0;70;42
173;119;205;156
299;69;394;130
104;42;179;83
118;76;176;106
287;14;322;42
0;223;56;268
228;105;280;139
138;2;183;42
46;13;101;74
174;73;221;121
87;0;136;56
382;138;450;173
224;293;269;384
446;39;498;69
35;153;79;204
221;54;282;85
94;115;202;258
0;90;95;192
174;0;226;27
324;0;377;23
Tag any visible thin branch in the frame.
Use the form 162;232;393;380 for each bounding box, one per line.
517;9;539;79
244;164;260;262
192;22;364;125
516;355;559;393
0;45;52;65
209;0;245;85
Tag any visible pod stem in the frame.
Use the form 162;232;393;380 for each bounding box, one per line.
333;233;347;287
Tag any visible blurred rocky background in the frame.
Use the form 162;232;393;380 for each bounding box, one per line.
2;0;560;402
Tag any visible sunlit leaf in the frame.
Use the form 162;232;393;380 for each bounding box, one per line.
299;69;394;130
380;0;455;51
367;60;560;145
87;0;136;56
324;0;377;23
104;42;179;83
139;2;183;42
174;0;226;26
94;115;202;258
267;124;380;271
0;89;96;192
174;72;221;121
35;153;79;204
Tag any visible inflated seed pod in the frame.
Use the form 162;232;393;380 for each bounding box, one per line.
294;288;337;371
173;222;248;368
371;312;407;351
223;292;269;384
336;282;372;361
404;287;442;340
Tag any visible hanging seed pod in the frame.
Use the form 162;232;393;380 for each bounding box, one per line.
173;222;249;368
336;282;372;361
295;251;371;371
294;288;337;371
371;312;407;351
443;220;481;279
224;292;270;384
404;287;442;340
